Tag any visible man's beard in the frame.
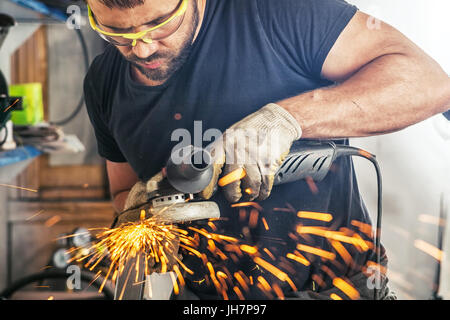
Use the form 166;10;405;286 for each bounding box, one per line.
126;1;199;83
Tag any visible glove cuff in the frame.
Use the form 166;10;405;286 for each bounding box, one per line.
261;103;303;140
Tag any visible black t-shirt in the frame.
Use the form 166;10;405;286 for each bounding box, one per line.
84;0;377;298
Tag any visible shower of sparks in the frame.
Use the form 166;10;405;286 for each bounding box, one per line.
62;200;379;300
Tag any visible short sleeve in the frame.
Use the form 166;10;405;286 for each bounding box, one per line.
256;0;358;78
444;110;450;121
83;69;127;163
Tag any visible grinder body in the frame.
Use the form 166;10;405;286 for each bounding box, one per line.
115;139;365;300
166;140;340;195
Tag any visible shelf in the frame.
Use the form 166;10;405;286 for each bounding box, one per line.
0;145;41;182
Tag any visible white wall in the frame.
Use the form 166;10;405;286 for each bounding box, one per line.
348;0;450;299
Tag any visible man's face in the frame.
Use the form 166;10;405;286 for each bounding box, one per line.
89;0;199;85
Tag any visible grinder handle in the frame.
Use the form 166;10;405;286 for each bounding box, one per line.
166;140;340;194
273;140;338;186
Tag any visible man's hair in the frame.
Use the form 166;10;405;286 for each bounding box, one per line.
86;0;145;9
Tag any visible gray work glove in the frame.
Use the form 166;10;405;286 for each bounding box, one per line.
113;171;165;228
200;103;302;203
112;171;182;273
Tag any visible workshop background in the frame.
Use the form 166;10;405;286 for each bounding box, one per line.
0;0;449;300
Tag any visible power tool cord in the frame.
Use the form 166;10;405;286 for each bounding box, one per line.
49;28;89;126
0;268;114;300
335;145;382;300
0;124;8;147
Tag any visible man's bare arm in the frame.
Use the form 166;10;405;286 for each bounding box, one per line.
106;160;139;213
277;11;450;139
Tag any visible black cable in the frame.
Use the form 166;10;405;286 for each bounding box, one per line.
335;146;383;300
0;268;114;300
0;123;8;147
50;28;89;126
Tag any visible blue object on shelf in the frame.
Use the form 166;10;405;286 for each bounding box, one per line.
9;0;68;22
0;145;41;167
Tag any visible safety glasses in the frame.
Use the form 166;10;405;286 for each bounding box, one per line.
87;0;188;47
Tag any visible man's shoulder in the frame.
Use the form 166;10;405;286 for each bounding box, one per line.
254;0;353;20
84;45;122;87
83;45;124;102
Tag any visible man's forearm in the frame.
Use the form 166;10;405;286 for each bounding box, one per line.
278;53;450;139
112;190;129;214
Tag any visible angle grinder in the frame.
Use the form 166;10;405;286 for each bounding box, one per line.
115;139;383;300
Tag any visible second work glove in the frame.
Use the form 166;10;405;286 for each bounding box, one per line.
112;171;166;228
200;103;302;203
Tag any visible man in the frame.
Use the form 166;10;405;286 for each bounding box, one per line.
83;0;450;299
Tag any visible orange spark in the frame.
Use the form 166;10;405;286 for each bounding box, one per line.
3;98;19;113
296;226;370;251
0;183;38;193
297;211;333;222
351;220;373;237
332;278;360;300
418;214;446;227
296;244;336;260
248;209;259;228
239;208;247;222
272;283;285;300
26;209;45;221
261;217;269;230
240;244;258;255
44;215;61;227
218;168;246;187
263;248;276;261
305;176;319;194
233;286;245;300
170;270;179;295
364;261;387;275
414;239;444;261
257;276;272;292
331;241;353;266
286;252;310;266
207;221;218;231
231;202;263;211
254;257;289;282
234;272;250;292
330;293;343;300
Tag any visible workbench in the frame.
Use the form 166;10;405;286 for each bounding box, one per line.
0;146;41;181
0;145;41;291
